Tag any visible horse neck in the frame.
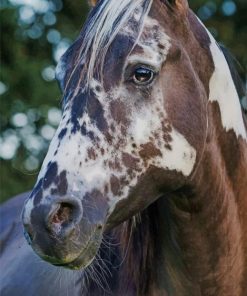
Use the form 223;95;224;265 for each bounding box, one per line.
115;104;247;296
162;101;247;295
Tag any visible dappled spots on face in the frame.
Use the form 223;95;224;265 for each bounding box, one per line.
51;170;68;196
161;119;173;149
87;92;108;132
108;158;122;172
104;131;114;145
66;92;86;121
162;119;172;134
164;143;172;151
71;92;87;134
110;124;116;133
38;161;69;197
81;123;87;136
122;152;141;170
110;175;121;196
33;190;43;207
139;142;162;160
127;16;171;69
43;162;58;189
109;100;129;126
87;147;97;160
100;147;105;156
32;179;43;206
162;133;172;143
58;128;68;141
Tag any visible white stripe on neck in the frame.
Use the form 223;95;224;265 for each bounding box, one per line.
196;16;246;140
208;35;246;139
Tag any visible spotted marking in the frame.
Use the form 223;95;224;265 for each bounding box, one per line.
126;16;171;70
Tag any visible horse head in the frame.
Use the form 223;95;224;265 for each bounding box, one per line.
22;0;244;270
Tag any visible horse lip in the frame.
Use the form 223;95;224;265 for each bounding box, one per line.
50;224;103;270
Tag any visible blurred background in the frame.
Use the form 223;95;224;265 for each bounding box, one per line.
0;0;246;203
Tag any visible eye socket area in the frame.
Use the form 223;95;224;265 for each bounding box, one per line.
131;66;156;86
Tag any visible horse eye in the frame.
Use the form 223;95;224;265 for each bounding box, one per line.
132;67;155;85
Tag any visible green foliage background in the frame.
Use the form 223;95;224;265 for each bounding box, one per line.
0;0;246;203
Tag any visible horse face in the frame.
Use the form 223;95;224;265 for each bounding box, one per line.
22;0;212;269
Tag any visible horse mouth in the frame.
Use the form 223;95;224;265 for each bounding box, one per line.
44;226;103;270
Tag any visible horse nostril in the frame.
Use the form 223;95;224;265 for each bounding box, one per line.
51;202;74;225
48;200;82;237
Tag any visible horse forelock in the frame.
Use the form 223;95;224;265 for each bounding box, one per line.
56;0;154;96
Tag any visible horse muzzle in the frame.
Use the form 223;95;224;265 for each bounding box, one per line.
22;195;105;270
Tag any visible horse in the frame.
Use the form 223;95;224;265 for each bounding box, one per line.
1;0;247;295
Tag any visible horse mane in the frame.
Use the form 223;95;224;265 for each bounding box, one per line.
220;45;247;114
117;205;158;295
115;195;192;295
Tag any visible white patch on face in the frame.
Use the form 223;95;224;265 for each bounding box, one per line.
127;86;196;177
83;164;106;184
154;128;197;176
197;17;246;140
130;108;160;146
37;113;111;199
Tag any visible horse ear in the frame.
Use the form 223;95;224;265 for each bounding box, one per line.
166;0;188;14
175;0;188;13
87;0;98;7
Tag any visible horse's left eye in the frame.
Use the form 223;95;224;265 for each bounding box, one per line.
132;67;155;85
